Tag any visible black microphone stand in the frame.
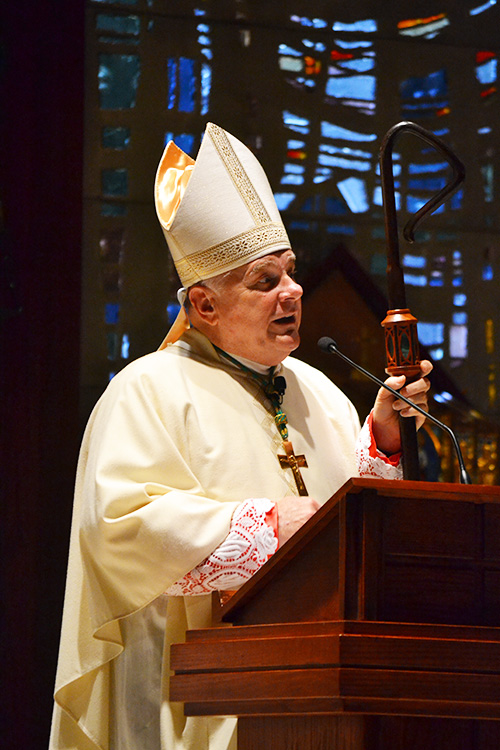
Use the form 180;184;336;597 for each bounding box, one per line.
318;336;472;485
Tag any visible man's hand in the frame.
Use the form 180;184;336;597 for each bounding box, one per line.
275;495;320;546
372;360;433;455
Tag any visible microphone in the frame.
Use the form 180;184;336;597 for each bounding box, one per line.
318;336;472;485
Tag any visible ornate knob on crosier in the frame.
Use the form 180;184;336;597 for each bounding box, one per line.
381;308;421;379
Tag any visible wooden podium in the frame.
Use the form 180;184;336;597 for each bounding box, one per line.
171;478;500;749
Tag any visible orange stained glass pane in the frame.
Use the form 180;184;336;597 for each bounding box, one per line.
398;13;446;29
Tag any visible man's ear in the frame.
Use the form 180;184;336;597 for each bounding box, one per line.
188;285;218;326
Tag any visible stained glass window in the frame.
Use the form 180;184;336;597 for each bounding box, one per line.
99;54;140;109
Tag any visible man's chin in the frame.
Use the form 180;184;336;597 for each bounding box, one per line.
273;330;300;355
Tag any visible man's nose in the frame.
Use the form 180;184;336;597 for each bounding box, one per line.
279;275;303;302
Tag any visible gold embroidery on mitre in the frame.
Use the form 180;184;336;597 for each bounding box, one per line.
175;222;290;286
208;125;270;225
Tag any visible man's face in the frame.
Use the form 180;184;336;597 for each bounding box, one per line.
207;250;303;366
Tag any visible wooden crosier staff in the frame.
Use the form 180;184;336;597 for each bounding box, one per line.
379;121;465;480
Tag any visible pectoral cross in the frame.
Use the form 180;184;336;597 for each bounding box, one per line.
278;439;309;496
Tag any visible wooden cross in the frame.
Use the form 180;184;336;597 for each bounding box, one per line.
278;439;309;496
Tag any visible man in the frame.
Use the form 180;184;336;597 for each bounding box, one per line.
49;123;431;750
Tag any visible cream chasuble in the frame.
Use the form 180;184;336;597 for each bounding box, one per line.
50;328;361;750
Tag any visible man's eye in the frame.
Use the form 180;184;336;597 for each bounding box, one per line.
257;276;277;287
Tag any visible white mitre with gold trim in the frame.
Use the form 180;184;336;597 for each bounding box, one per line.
154;122;291;345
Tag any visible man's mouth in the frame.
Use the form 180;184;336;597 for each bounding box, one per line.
271;314;298;329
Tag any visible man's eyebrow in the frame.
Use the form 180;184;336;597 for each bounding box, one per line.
246;253;297;278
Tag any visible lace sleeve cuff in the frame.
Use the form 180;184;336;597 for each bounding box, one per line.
356;411;403;480
165;498;279;596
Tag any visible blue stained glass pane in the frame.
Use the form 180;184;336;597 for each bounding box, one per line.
283;111;309;127
321;121;376;141
470;0;497;15
283;111;310;134
409;162;448;174
321;143;372;159
167;58;177;109
483;264;494;280
418;322;444;345
404;273;427;287
290;15;327;28
332;19;377;32
451;189;463;210
200;62;211;115
278;44;302;56
429;349;444;360
334;39;372;48
164;132;196;155
453;312;468;324
102;168;128;196
281;174;304;185
284;163;305;174
476;59;497;84
403;254;427;268
178;57;196;112
102;126;131;149
105;303;120;325
400;69;447;100
121;334;130;359
453;294;467;306
96;13;140;34
479;126;492;134
338;58;375;72
274;193;296;210
197;23;210;32
326;224;355;235
407;195;444;213
287;139;305;149
319;154;370;171
99;54;140;109
408;177;447;191
101;202;127;217
337;177;369;212
289;220;313;230
198;35;211;46
325;75;376;101
325;197;347;215
201;48;212;60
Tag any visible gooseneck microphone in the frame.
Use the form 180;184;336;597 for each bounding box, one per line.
318;336;472;485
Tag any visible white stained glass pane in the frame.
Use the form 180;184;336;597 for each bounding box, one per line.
449;325;468;358
279;56;304;72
